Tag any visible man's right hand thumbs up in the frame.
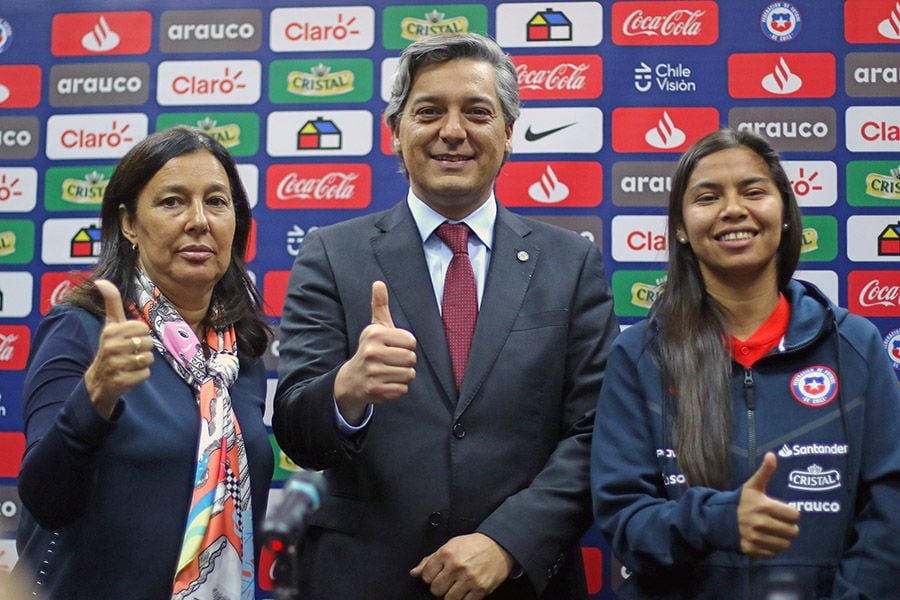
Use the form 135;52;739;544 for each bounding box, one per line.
738;452;800;558
334;281;417;425
370;280;394;328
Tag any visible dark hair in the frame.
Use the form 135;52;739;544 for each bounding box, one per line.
66;126;270;358
384;32;520;176
651;128;802;489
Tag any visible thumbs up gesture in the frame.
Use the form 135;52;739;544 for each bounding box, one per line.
83;279;153;418
737;452;801;557
334;281;417;424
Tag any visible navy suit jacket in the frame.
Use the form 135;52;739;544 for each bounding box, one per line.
274;200;618;598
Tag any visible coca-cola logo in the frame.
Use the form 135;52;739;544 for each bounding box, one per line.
849;271;900;317
623;9;705;36
276;171;358;201
511;55;602;100
517;63;588;91
265;164;371;209
40;271;88;315
0;325;29;370
612;1;718;46
858;280;899;307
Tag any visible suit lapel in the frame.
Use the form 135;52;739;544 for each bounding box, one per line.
455;206;538;418
371;203;457;408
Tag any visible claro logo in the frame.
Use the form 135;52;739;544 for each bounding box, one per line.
46;113;147;160
157;60;261;106
845;106;900;152
612;1;718;46
270;7;375;52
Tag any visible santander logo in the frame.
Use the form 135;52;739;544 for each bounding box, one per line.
265;164;371;209
512;55;603;100
762;57;802;94
497;162;603;208
645;111;686;149
849;271;900;316
612;1;718;46
728;53;835;99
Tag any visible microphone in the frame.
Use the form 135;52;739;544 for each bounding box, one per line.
261;470;327;552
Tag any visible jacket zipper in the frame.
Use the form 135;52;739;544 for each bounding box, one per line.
743;367;757;599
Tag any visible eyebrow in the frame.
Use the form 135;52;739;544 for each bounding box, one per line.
408;94;498;107
157;182;231;195
688;175;772;193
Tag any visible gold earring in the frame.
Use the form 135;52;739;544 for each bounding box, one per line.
783;223;789;231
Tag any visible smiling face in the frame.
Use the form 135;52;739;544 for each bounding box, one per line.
391;58;513;220
120;150;236;310
677;146;785;296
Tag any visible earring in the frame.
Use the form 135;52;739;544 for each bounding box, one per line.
782;223;789;231
132;243;138;253
677;236;688;244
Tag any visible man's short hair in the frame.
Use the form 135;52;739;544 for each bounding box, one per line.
384;33;521;132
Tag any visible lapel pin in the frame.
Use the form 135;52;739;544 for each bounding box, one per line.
516;250;529;262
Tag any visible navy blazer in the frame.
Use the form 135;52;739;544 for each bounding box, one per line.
274;200;618;598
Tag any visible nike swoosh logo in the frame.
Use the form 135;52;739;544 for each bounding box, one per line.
524;122;576;141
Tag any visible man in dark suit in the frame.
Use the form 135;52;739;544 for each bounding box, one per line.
273;32;618;599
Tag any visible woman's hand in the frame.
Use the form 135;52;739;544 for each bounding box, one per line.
83;280;154;419
738;452;801;558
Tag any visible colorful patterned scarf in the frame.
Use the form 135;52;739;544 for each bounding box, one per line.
131;269;254;600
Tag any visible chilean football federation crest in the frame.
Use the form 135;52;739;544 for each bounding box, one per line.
791;366;838;407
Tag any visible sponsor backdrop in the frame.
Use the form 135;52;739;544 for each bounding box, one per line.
0;0;897;595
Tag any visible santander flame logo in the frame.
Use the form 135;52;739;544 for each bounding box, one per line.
528;165;569;204
645;111;686;149
762;57;802;94
81;16;120;52
878;2;900;39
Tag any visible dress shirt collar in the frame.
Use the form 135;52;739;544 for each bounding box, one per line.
406;190;496;250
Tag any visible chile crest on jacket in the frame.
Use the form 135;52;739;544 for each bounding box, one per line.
790;365;838;407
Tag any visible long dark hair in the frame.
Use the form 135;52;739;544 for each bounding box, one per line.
651;128;802;489
66;126;271;358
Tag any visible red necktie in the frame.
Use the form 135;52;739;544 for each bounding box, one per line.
436;223;478;391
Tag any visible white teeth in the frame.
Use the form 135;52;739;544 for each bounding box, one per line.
719;231;754;241
435;156;468;162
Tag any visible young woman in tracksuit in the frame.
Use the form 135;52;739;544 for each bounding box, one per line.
591;129;900;599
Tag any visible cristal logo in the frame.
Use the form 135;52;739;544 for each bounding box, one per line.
645;111;686;149
173;67;246;96
0;173;22;203
858;279;899;307
82;16;120;52
276;172;358;201
517;63;588;91
61;120;133;150
762;57;802;94
528;165;569;204
622;8;705;37
878;2;900;39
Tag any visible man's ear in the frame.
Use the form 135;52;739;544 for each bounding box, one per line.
119;204;137;246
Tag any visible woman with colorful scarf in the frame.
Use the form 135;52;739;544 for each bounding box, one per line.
13;126;274;599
